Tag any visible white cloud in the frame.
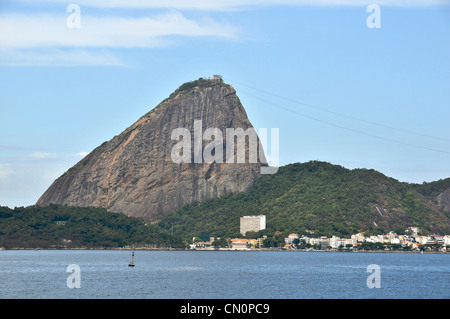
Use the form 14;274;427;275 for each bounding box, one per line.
75;152;90;157
29;152;57;159
0;161;71;207
0;12;238;49
0;11;238;66
0;48;126;67
20;0;450;10
3;0;446;66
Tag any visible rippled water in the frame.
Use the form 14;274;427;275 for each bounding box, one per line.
0;250;448;299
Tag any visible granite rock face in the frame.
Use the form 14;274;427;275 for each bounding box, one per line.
436;188;450;212
37;78;266;221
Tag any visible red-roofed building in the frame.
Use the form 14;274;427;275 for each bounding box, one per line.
231;238;249;250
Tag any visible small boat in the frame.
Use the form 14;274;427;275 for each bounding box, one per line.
128;252;135;267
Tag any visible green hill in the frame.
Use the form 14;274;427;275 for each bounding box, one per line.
3;161;448;248
157;161;450;239
412;177;450;198
0;204;184;249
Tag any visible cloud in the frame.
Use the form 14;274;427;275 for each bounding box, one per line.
0;48;126;67
75;152;89;157
20;0;450;10
0;161;70;208
0;11;238;66
3;0;446;66
0;12;238;50
29;152;57;159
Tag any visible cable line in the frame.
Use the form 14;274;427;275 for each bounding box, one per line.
225;77;450;144
235;86;450;156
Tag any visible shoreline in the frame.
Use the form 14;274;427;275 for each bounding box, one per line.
1;247;448;254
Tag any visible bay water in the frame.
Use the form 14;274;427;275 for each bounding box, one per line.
0;250;448;299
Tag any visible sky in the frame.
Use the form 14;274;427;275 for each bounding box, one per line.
0;0;450;208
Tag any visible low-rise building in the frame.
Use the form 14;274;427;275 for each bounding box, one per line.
444;235;450;246
284;233;299;244
231;238;249;250
257;236;267;248
416;236;435;245
330;236;353;249
409;226;420;236
309;236;330;248
366;235;378;243
351;232;365;243
247;239;258;248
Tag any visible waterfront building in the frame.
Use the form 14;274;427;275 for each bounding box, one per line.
231;238;249;250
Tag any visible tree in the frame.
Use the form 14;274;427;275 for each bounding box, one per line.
0;204;184;249
245;231;260;239
292;238;300;249
212;237;228;248
263;237;277;248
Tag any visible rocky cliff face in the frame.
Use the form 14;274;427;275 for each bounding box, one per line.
36;78;266;221
436;188;450;212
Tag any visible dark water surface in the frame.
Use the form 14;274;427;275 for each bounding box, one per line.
0;250;448;299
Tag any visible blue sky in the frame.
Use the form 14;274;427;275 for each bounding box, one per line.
1;0;450;208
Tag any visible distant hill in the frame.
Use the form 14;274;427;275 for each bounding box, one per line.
412;178;450;212
157;161;450;239
0;204;183;249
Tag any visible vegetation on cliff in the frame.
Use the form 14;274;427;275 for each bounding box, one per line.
157;161;450;240
168;77;225;99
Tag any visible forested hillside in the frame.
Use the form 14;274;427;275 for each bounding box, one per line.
158;161;450;239
0;204;183;249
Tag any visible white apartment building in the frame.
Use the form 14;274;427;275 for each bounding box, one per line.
365;235;384;243
351;233;365;243
240;215;266;236
308;237;330;248
329;236;354;249
444;235;450;246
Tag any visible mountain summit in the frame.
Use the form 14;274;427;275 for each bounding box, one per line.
37;77;267;221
